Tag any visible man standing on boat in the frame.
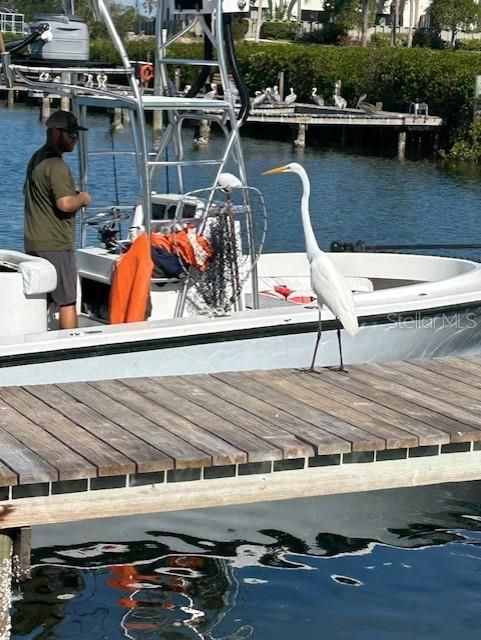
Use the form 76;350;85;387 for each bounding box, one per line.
24;110;91;330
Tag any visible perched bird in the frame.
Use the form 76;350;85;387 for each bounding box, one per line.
272;85;282;103
183;83;192;95
264;86;274;105
204;82;218;99
334;94;347;109
217;172;242;192
355;93;368;109
311;87;324;107
252;90;267;108
285;87;297;105
262;162;359;371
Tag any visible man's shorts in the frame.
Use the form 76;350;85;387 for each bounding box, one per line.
29;250;77;307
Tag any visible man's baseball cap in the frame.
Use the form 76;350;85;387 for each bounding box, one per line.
46;110;88;132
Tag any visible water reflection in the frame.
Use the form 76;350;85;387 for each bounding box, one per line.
11;482;481;639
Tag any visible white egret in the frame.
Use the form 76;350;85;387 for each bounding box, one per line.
262;162;359;371
217;172;242;192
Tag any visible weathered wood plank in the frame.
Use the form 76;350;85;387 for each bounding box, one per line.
0;387;134;477
90;380;211;468
180;374;351;455
444;356;481;380
278;368;434;446
149;376;301;461
89;380;212;469
250;370;417;450
25;385;156;475
0;399;95;481
372;363;481;420
410;358;481;389
0;425;57;484
348;364;481;442
151;376;315;460
59;382;174;471
119;378;246;466
388;360;481;402
305;368;449;445
214;371;384;451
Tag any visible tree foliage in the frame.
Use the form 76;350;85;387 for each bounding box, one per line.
430;0;481;46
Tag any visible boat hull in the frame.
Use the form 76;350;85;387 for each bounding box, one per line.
0;303;479;386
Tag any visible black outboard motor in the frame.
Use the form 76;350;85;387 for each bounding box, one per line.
4;22;50;56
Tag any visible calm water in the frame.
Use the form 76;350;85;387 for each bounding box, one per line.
3;104;481;639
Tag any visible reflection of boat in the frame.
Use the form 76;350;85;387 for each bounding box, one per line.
33;480;481;553
16;482;481;638
1;1;481;386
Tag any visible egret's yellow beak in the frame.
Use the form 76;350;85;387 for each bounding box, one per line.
262;165;289;175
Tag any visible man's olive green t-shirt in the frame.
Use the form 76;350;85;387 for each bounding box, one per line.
24;145;76;252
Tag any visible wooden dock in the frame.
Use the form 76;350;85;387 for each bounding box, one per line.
1;354;481;530
247;103;443;155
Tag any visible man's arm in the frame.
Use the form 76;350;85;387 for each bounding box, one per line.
56;191;91;213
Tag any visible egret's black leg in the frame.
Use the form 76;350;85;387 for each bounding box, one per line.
309;307;322;372
336;319;346;372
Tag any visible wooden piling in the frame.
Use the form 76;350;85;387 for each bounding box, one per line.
0;535;12;640
41;97;51;122
398;130;406;160
294;122;307;148
112;107;123;130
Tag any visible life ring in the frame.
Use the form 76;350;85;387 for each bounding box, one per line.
140;63;154;83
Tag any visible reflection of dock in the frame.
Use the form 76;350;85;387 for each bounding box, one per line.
1;354;481;529
247;103;443;157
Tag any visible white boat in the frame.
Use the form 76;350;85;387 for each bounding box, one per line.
1;0;481;387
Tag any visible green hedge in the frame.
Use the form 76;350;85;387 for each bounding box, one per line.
456;38;481;50
259;21;302;41
235;42;481;139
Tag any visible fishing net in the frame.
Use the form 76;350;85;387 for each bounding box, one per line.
168;185;267;316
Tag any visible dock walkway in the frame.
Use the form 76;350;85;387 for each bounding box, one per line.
1;354;481;529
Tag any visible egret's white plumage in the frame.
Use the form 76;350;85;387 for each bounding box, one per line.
263;162;359;369
217;172;242;192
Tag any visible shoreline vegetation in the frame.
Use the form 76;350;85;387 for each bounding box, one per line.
112;39;481;158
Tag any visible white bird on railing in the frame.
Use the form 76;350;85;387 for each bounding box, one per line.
285;87;297;105
263;162;359;371
252;90;267;108
183;84;192;96
272;85;282;103
204;82;218;99
356;93;368;109
334;94;347;109
217;172;242;192
311;87;324;107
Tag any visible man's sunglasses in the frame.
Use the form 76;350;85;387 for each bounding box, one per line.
60;129;79;139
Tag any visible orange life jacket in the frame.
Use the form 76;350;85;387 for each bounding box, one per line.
109;232;154;324
109;227;213;324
